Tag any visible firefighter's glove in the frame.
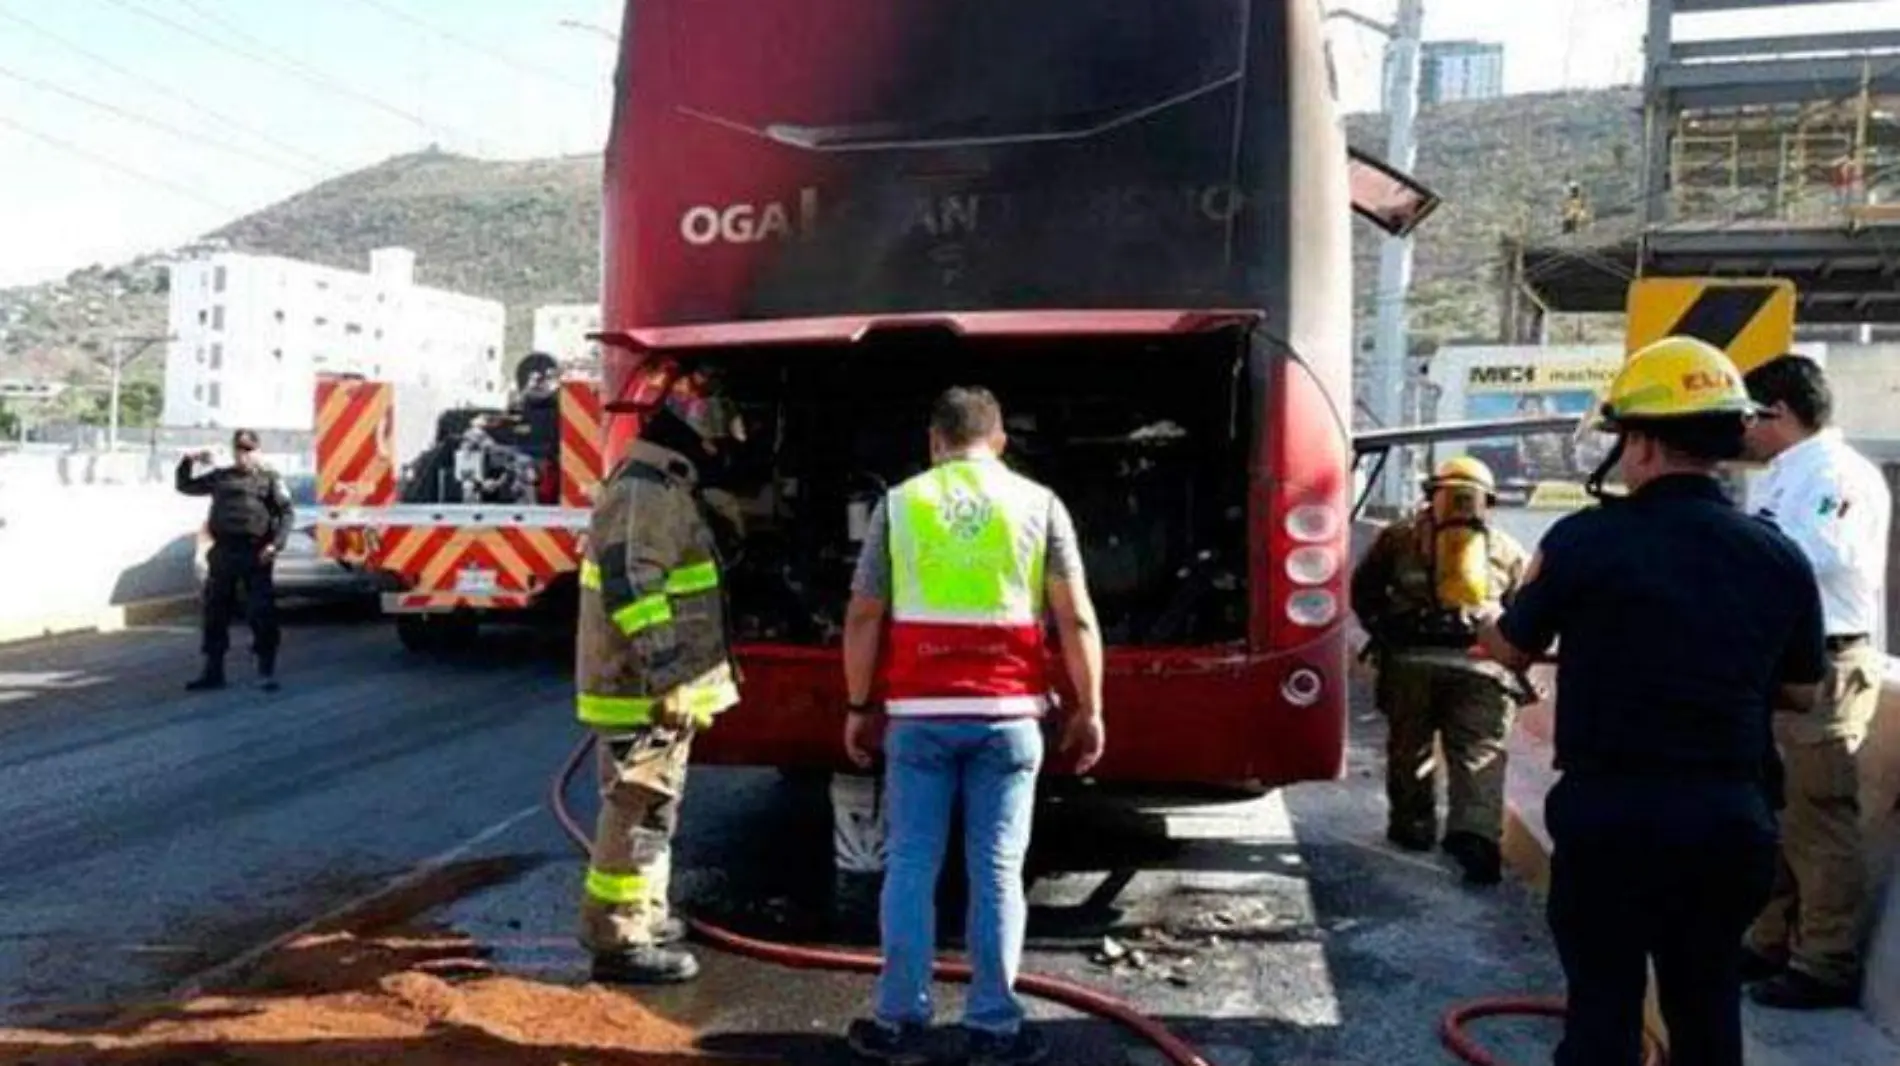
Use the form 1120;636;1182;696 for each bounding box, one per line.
653;689;697;732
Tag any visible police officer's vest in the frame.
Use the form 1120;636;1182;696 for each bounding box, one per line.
209;468;282;539
882;458;1053;719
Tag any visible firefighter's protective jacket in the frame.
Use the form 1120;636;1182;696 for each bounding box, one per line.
1350;508;1528;679
576;439;739;733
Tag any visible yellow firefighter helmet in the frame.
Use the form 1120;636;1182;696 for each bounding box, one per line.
1594;336;1760;430
1426;455;1497;496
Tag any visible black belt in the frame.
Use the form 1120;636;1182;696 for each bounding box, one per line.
1826;634;1870;653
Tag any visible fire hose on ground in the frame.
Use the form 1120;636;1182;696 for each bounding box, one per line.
548;734;1666;1066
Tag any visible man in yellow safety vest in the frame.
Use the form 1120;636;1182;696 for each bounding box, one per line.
840;386;1105;1066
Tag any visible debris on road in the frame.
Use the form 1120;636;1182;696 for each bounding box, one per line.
0;928;759;1066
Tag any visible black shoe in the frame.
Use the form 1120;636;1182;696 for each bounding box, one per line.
1386;825;1435;852
590;945;699;985
844;1019;930;1064
967;1026;1050;1066
1749;969;1859;1010
185;661;227;692
1738;947;1788;983
1444;832;1502;886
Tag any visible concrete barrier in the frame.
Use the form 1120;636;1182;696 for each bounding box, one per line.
0;482;205;643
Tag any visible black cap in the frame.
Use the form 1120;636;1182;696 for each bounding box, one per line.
232;429;260;452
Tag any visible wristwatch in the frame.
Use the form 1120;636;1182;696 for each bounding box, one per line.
846;699;877;716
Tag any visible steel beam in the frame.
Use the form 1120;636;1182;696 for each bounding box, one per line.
1669;0;1868;11
1673;30;1900;63
1671;79;1891;111
1657;55;1898;92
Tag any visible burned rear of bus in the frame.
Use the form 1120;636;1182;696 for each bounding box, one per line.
600;0;1359;790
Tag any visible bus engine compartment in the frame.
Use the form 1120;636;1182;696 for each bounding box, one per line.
708;327;1256;648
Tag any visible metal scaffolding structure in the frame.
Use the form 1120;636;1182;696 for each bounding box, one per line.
1517;0;1900;327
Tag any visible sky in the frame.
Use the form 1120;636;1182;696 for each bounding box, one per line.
1;0;1897;288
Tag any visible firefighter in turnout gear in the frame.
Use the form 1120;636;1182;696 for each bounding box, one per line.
576;360;743;986
1350;456;1531;884
175;428;293;692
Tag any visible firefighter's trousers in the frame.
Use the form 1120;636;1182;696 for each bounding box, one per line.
1377;655;1515;843
1747;640;1886;989
579;726;693;954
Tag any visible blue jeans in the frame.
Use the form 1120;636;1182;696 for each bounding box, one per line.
873;717;1044;1035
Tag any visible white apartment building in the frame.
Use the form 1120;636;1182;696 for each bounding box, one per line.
1418;40;1505;106
531;302;602;371
162;245;507;431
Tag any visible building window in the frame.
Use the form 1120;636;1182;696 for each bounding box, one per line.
316;279;330;292
344;323;362;336
274;310;285;324
209;344;223;370
315;316;328;327
207;382;221;408
213;265;227;293
212;305;225;331
272;348;283;361
486;346;498;362
195;346;206;365
374;329;383;340
198;309;208;326
193;384;203;400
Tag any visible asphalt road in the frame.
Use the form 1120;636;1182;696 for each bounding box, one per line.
0;607;582;1026
0;608;1571;1064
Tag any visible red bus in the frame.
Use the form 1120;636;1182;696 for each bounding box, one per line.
594;0;1439;793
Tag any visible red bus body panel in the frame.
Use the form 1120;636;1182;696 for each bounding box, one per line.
601;0;1354;790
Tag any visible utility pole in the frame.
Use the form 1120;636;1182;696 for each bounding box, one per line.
1370;0;1425;510
106;334;171;451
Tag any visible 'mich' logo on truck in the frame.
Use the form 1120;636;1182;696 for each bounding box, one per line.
680;189;820;246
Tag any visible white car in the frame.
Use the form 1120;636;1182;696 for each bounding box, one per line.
193;474;377;603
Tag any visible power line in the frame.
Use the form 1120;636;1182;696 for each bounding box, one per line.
96;0;487;151
0;112;243;216
340;0;599;93
0;5;342;175
0;62;325;179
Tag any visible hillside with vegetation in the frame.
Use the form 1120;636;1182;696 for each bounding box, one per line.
0;87;1642;428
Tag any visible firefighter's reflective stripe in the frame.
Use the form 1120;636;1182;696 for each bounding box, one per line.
611;594;673;636
580;559;603;591
577;666;740;729
665;560;719;596
585;867;648;905
883;459;1052;718
578;693;658;728
678;673;740;725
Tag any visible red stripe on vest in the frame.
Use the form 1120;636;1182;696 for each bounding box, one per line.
884;620;1048;702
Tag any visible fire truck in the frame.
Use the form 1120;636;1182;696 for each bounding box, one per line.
317;0;1569;794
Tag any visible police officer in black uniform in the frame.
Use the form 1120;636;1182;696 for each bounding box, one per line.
1479;337;1827;1066
175;429;293;692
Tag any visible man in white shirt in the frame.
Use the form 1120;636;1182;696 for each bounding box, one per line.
1738;353;1892;1010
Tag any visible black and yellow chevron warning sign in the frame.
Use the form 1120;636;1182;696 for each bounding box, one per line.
1625;278;1796;374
